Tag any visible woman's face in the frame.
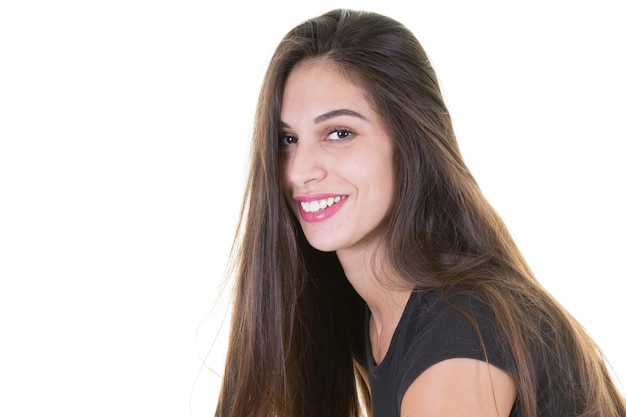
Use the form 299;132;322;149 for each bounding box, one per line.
279;60;395;256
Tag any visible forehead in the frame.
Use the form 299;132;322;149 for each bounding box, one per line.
281;60;374;119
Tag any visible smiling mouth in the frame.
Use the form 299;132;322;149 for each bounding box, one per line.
300;196;347;213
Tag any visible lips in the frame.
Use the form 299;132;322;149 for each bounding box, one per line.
294;194;348;222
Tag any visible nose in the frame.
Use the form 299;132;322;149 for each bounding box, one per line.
285;140;326;188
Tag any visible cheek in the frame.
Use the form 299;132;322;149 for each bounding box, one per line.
278;157;297;211
351;149;394;187
278;156;291;190
367;153;395;212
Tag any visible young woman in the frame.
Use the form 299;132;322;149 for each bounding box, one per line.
215;9;626;417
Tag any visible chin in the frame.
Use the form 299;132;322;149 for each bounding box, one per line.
302;233;342;253
307;240;339;253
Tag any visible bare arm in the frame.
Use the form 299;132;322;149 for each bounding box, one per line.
400;358;516;417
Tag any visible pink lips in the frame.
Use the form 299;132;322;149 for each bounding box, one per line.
294;194;348;223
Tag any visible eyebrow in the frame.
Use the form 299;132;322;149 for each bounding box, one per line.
280;108;369;128
314;109;369;124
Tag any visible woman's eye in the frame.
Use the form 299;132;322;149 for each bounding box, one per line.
328;129;354;141
279;135;298;146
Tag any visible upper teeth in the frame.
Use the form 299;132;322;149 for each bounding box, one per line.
301;196;346;213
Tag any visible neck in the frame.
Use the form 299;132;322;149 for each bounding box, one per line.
336;246;413;337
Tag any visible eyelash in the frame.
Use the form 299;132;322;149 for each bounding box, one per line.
279;135;298;146
327;128;354;141
278;128;355;146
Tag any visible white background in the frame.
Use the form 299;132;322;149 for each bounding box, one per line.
1;1;624;416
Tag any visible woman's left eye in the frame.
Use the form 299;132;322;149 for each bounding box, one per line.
327;129;354;141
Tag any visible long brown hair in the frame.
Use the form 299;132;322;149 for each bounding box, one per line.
215;9;625;417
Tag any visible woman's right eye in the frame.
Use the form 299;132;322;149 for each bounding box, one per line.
279;135;298;146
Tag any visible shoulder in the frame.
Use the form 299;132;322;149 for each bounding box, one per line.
399;290;516;416
404;289;508;364
396;289;513;402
